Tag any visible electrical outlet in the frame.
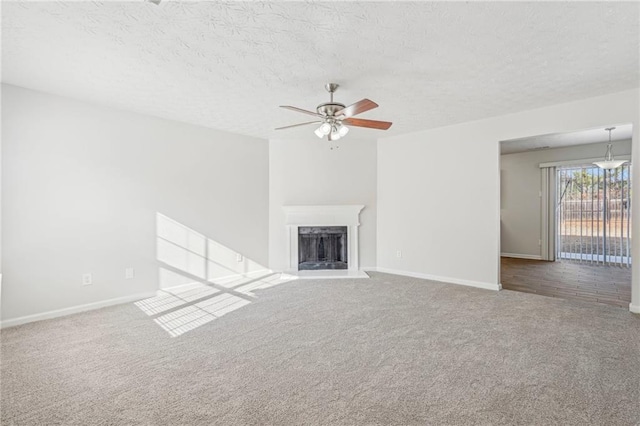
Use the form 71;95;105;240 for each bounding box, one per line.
236;253;243;262
82;273;92;286
125;268;135;279
396;250;402;258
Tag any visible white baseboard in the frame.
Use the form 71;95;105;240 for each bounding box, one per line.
360;266;377;272
501;253;543;260
0;291;158;329
160;269;275;291
373;267;501;291
630;303;640;314
210;269;274;286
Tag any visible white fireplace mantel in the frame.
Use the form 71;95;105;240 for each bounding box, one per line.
283;205;367;278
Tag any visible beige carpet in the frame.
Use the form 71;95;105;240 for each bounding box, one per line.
2;272;639;425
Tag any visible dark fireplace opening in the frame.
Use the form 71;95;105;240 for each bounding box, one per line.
298;226;348;270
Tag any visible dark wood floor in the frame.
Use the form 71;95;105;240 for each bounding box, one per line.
501;257;631;308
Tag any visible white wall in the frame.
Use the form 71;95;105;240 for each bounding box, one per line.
377;89;639;305
500;140;632;257
1;84;269;322
269;137;377;271
4;84;640;321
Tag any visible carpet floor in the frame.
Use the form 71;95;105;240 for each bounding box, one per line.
2;272;639;425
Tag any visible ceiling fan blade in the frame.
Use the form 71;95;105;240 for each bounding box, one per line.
343;117;393;130
275;121;321;130
280;105;323;118
335;99;378;118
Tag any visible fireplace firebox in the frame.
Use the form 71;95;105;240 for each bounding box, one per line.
298;226;348;270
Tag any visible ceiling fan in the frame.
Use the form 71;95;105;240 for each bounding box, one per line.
276;83;392;141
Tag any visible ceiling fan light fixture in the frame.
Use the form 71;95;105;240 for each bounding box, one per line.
593;127;627;170
330;125;342;141
315;123;332;138
338;124;349;137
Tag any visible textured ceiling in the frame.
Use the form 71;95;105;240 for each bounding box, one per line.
500;124;633;155
2;1;639;140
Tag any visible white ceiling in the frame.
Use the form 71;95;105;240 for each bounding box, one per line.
2;1;639;141
500;123;634;155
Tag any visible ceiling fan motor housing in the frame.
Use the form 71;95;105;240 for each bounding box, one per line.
316;102;346;118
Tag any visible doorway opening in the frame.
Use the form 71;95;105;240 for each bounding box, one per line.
499;124;633;308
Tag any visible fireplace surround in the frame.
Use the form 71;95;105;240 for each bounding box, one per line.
283;205;366;277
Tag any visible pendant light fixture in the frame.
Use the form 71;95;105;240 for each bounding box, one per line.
593;127;627;170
